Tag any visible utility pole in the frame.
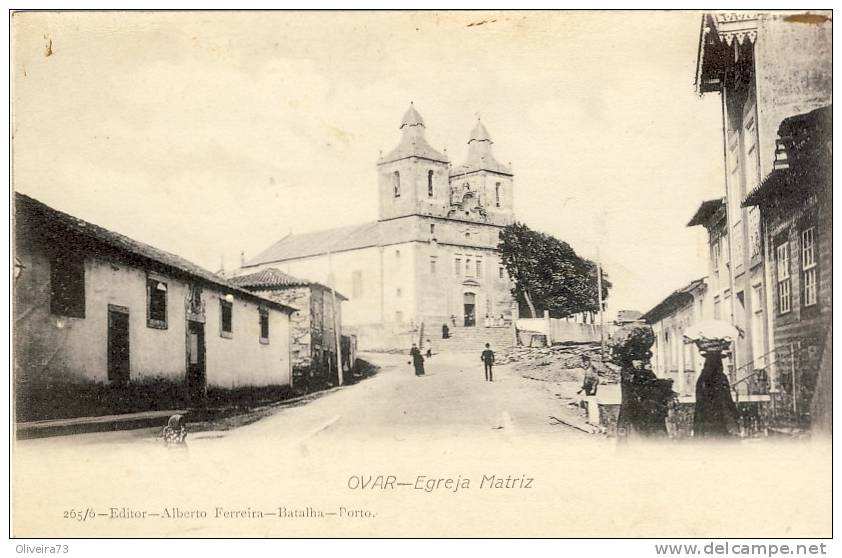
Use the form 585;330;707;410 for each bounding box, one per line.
596;251;606;359
328;252;344;386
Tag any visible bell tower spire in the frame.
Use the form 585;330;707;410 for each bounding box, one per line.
448;117;515;225
379;102;448;166
377;104;450;221
461;118;511;175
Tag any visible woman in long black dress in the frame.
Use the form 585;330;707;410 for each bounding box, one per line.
612;324;674;440
694;351;739;438
410;343;425;376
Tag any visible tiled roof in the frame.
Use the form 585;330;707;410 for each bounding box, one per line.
743;105;831;208
245;222;384;265
642;278;707;324
686;198;725;227
14;192;296;314
229;267;311;288
228;267;348;301
616;310;643;323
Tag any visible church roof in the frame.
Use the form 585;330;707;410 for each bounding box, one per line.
379;104;448;165
245;222;382;265
450;119;512;177
245;217;428;266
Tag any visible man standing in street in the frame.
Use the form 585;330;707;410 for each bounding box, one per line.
481;343;495;382
577;354;600;396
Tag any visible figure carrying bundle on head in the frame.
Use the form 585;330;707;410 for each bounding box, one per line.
684;320;741;439
611;323;675;441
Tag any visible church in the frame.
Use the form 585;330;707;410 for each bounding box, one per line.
238;104;516;341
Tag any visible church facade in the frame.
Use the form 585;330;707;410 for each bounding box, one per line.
239;104;516;334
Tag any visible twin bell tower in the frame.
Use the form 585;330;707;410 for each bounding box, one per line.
376;103;515;227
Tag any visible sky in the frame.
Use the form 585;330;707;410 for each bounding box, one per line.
12;11;726;317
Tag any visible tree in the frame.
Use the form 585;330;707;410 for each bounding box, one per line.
498;222;611;318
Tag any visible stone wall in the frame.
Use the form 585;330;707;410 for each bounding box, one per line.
255;286;313;368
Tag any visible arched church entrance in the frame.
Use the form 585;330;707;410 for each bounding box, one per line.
463;292;476;327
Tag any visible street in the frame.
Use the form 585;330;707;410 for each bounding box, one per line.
13;352;832;537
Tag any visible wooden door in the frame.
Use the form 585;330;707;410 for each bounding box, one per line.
463;292;476;327
186;320;206;404
107;305;130;384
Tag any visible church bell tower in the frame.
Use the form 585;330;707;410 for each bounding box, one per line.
377;103;450;221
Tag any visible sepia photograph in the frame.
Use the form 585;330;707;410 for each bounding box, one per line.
9;9;833;542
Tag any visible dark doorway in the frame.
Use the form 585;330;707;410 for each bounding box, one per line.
107;305;130;384
186;320;206;405
463;292;476;327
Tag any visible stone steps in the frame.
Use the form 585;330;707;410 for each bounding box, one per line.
432;326;515;352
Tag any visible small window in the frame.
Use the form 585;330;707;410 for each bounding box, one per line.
495;182;502;207
146;277;168;329
50;252;85;318
498;266;505;279
465;232;470;240
393;171;401;198
428;170;434;197
395;249;401;259
259;309;270;344
748;207;761;259
465;258;473;277
430;223;435;235
776;242;791;314
712;240;721;272
352;270;363;298
476;259;482;278
454;257;461;275
430;257;437;275
802;227;817;307
220;299;233;338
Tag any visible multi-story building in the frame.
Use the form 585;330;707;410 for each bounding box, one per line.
643;278;709;397
742;106;832;427
239;104;516;347
691;11;831;398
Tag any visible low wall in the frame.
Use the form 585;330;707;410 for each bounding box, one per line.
596;399;772;439
517;317;601;344
343;324;418;352
516;318;548;335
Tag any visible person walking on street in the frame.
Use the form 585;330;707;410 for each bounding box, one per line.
409;343;425;376
694;350;739;438
425;338;433;359
577;354;600;396
481;343;495;382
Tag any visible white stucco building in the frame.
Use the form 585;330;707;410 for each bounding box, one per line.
14;193;295;421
